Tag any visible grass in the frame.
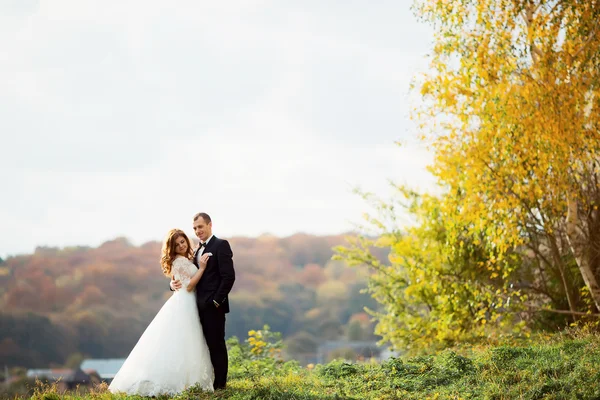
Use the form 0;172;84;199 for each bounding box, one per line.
5;332;600;400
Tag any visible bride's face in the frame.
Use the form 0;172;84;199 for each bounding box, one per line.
174;236;188;256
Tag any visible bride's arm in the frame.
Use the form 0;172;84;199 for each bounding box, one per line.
171;258;191;290
186;253;210;292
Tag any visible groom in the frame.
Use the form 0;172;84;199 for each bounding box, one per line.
170;212;236;390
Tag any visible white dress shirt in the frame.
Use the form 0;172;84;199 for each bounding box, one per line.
196;235;214;263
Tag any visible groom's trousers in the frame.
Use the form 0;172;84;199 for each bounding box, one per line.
199;306;228;390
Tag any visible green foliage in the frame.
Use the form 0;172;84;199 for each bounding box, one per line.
227;325;301;381
335;187;526;354
317;360;359;379
8;332;600;399
0;313;73;366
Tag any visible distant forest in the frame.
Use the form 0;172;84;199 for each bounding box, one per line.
0;234;386;368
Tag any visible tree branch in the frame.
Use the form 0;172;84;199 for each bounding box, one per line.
571;18;600;60
524;306;599;317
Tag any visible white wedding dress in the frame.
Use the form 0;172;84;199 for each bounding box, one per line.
109;256;214;396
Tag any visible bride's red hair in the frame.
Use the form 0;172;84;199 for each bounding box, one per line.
160;229;194;276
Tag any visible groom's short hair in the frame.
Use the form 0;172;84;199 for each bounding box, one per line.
193;212;211;223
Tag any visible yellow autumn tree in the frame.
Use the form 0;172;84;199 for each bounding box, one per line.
415;0;600;314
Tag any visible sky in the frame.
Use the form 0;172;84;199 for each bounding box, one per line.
0;0;437;257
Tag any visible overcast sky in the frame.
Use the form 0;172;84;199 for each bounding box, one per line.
0;0;436;257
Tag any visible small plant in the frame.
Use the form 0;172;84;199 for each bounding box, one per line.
227;325;297;380
317;359;360;379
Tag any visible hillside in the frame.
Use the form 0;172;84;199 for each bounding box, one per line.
0;233;384;368
7;331;600;399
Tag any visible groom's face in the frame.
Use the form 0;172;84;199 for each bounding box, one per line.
193;217;212;242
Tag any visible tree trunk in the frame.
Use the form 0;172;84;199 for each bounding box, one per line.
566;195;600;312
548;234;577;315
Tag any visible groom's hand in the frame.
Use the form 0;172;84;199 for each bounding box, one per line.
170;279;182;291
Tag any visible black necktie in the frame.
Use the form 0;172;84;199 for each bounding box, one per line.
199;242;206;249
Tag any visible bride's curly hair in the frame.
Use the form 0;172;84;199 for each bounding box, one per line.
160;229;194;276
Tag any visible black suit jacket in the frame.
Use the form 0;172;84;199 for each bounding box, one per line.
192;236;235;313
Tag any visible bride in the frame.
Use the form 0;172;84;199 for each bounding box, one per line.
109;229;214;396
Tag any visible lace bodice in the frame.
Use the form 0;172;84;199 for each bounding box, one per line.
172;257;198;289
